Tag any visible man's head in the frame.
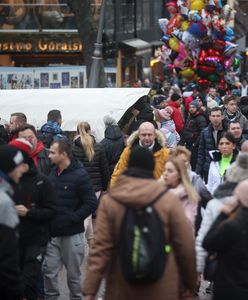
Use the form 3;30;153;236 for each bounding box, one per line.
209;88;217;98
241;140;248;153
228;121;242;139
9;112;27;133
17;124;38;153
189;100;200;115
138;122;156;148
224;95;238;114
0;145;28;183
128;146;155;174
47;109;62;125
209;107;224;128
170;93;183;107
49;140;71;166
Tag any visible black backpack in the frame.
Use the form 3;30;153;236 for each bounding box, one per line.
117;189;169;283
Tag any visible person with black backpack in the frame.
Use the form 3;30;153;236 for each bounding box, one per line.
83;146;196;300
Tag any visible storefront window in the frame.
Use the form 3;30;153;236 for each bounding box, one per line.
120;0;135;34
0;0;102;32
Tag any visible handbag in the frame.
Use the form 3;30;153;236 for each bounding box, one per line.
203;252;218;281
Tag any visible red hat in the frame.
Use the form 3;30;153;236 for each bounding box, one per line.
9;138;33;156
165;0;178;7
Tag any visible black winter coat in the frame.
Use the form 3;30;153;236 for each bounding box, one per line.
195;124;226;182
180;111;208;148
100;126;125;175
14;166;55;248
49;159;98;237
203;208;248;300
127;104;155;135
72;137;110;191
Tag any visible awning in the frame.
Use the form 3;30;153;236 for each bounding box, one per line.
119;38;152;56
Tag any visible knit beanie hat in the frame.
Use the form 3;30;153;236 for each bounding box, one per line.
234;179;248;208
225;153;248;183
170;93;182;102
9;138;33;156
103;115;117;128
0;145;24;173
189;100;200;110
128;146;155;172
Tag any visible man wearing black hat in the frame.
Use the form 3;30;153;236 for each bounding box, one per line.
0;145;28;300
169;93;184;133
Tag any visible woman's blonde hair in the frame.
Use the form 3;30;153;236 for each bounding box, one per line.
170;146;191;161
165;157;198;203
76;121;95;161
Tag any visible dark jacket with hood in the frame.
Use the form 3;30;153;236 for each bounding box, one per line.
13;163;55;248
203;207;248;300
49;159;98;237
100;125;125;175
180;111;208;148
72;137;110;191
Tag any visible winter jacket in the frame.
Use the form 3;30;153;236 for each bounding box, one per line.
38;120;66;148
223;108;248;131
110;130;170;186
13;165;55;248
189;170;212;234
195;123;226;182
239;96;248;120
180;111;208;148
0;174;22;298
195;182;237;273
100;125;125;175
127;103;155;135
207;150;237;195
159;120;180;148
49;159;98;237
72;137;110;191
203;207;248;300
169;101;184;133
83;175;196;300
169;184;198;234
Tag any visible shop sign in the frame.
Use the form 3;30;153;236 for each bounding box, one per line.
0;37;83;53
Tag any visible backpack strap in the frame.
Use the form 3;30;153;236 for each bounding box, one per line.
147;188;168;207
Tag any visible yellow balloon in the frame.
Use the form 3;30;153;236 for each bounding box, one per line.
190;0;205;11
180;68;195;79
181;20;190;31
169;37;179;52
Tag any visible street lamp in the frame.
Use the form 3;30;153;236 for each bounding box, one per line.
88;0;106;88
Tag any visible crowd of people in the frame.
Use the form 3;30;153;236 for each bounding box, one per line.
1;78;248;300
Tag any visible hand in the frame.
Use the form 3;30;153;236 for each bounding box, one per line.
84;295;95;300
15;205;28;217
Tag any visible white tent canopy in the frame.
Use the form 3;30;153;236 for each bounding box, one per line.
0;88;150;141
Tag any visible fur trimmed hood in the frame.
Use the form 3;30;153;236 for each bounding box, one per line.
126;129;165;148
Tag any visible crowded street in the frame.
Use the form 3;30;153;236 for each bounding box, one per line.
1;0;248;300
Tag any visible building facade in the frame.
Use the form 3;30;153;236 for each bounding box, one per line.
0;0;165;87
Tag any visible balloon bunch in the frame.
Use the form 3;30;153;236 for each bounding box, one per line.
158;0;239;88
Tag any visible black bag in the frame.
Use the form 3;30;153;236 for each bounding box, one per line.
117;189;169;283
203;252;218;281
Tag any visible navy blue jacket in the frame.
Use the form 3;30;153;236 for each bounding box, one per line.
49;159;97;237
195;123;226;182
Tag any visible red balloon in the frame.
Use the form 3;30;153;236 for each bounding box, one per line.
198;64;216;73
